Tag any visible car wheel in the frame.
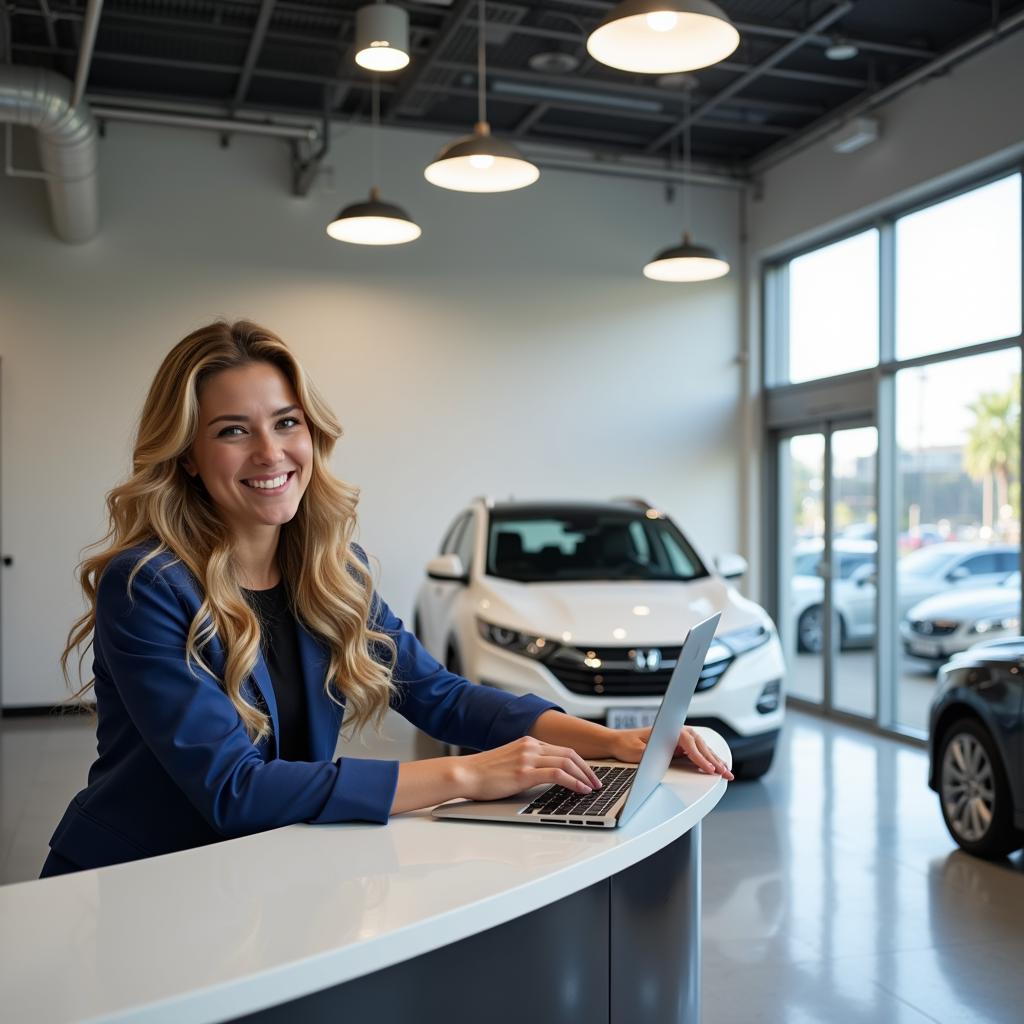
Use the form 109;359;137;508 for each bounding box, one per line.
938;718;1023;859
732;747;775;781
797;606;823;654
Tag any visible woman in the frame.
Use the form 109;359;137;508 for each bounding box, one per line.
42;320;731;878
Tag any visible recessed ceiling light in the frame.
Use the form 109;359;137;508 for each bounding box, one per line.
824;36;859;61
528;51;580;74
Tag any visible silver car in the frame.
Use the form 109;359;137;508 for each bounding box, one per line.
902;571;1021;664
792;542;1019;654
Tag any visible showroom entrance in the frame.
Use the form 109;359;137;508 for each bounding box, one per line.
778;423;878;723
762;169;1023;741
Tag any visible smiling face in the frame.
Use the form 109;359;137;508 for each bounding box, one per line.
182;361;313;540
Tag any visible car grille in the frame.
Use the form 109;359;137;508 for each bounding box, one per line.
545;644;732;697
909;619;959;637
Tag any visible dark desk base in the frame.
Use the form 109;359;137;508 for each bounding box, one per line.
231;823;701;1024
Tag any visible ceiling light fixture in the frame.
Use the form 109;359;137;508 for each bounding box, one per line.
423;0;539;192
587;1;740;74
824;35;859;61
354;2;410;72
643;91;729;282
327;79;421;245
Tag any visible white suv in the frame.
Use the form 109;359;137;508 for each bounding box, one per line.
413;498;786;779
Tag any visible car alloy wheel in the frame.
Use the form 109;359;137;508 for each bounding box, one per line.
938;719;1023;858
797;605;823;654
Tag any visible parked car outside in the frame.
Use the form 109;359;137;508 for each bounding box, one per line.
792;542;1019;654
791;539;877;653
414;498;785;779
928;638;1024;858
901;572;1020;666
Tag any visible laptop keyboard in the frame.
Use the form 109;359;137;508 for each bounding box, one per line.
521;764;637;818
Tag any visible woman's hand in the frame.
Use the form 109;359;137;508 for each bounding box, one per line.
608;726;734;780
455;736;603;802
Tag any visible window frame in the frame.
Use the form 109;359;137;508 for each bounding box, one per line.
761;162;1024;743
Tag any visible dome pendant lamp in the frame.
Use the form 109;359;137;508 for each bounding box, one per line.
355;2;410;72
643;94;729;282
327;80;421;245
424;0;538;192
587;1;740;74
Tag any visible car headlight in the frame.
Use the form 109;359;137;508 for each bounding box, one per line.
970;616;1020;635
476;619;555;660
718;624;772;657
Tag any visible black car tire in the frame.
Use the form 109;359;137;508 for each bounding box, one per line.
938;718;1024;859
796;606;847;654
732;747;775;781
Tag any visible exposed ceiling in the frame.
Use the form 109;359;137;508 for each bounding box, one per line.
6;0;1024;177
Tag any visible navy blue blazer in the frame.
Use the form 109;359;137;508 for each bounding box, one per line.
48;544;558;871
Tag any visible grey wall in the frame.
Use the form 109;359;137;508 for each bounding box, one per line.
740;30;1024;602
0;119;743;707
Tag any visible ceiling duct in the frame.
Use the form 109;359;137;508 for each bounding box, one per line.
0;64;99;243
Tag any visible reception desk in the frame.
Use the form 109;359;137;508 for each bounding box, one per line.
0;728;730;1024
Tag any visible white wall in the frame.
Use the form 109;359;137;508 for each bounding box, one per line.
0;118;743;707
740;30;1024;601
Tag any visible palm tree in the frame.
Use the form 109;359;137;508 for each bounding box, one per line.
963;374;1021;535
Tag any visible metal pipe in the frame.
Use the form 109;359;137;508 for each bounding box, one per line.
0;64;98;242
750;7;1024;175
72;0;104;108
90;104;319;141
527;154;747;191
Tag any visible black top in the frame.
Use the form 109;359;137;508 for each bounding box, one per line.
241;581;311;762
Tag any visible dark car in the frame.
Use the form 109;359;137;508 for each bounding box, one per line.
928;638;1024;858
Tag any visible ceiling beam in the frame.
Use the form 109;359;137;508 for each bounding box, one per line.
233;0;276;110
644;2;855;154
428;61;826;115
386;0;477;121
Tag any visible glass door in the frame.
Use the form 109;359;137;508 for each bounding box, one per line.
779;424;878;719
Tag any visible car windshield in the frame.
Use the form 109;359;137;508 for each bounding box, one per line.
486;509;708;583
899;548;961;577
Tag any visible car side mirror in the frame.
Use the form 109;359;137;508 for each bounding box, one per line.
714;553;748;580
851;564;876;587
426;553;468;583
947;566;970;582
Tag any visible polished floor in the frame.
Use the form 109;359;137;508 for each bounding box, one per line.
2;707;1023;1022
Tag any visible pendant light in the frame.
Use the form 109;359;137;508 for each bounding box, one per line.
327;80;421;245
643;93;729;282
354;2;410;72
423;0;538;193
587;1;740;74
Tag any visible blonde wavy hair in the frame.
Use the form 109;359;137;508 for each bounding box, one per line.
61;320;397;742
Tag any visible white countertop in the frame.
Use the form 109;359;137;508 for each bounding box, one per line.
0;730;729;1024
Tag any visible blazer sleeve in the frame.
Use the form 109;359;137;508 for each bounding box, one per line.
94;555;399;834
371;594;562;749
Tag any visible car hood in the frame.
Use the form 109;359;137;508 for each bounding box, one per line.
908;586;1021;621
477;575;767;645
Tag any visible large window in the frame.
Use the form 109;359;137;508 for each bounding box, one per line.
766;170;1023;740
896;175;1022;360
896;350;1021;731
786;229;879;384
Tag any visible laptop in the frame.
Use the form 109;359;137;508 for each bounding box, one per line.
432;612;722;829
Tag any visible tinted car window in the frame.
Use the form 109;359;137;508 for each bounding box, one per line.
837;553;874;579
959;553;1001;575
996;550;1020;572
486;509;708;583
793;552;821;576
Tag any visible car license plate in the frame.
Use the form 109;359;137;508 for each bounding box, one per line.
606;707;658;730
910;640;940;658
